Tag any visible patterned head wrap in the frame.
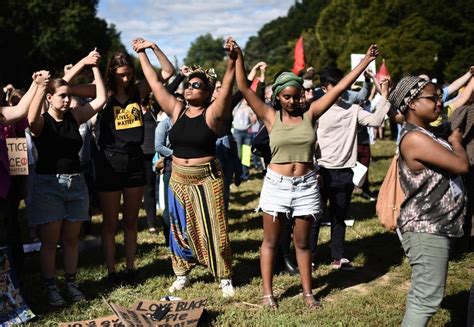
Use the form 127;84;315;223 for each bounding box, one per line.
272;72;303;102
388;76;430;113
188;65;218;92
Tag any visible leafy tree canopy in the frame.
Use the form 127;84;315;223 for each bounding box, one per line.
183;33;228;79
185;0;473;84
0;0;124;87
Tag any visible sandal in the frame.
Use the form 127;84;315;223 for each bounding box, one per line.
262;294;278;310
303;293;322;310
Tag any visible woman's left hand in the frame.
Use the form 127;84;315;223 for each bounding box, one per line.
224;37;239;60
364;44;379;62
380;77;391;98
82;47;101;66
132;38;154;52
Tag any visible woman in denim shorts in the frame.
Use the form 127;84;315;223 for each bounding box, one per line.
234;41;379;309
27;51;107;307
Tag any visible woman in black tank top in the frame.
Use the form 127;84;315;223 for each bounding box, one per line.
133;37;238;296
27;51;107;307
64;47;175;285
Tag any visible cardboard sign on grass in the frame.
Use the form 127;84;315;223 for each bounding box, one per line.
108;302;155;327
132;298;207;327
58;315;124;327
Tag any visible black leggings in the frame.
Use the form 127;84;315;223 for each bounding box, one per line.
143;154;157;228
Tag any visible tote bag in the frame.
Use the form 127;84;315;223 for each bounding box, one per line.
376;155;404;230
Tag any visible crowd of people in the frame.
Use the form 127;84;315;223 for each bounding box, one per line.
0;36;473;325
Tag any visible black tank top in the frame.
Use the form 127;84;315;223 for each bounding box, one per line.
97;88;144;151
169;108;217;158
34;111;83;174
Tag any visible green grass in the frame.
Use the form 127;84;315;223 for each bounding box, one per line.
18;140;473;326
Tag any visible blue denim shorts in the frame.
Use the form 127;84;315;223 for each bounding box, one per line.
258;168;322;220
27;173;89;226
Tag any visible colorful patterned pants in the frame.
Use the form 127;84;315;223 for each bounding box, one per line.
168;160;232;278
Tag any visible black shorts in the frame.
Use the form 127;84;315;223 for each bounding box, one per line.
94;148;146;192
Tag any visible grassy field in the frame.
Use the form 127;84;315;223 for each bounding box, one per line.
19;139;473;326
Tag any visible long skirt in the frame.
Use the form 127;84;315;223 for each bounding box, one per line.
168;160;232;278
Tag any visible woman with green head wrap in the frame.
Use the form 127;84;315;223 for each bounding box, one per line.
233;39;379;310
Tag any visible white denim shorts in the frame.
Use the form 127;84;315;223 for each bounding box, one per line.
258;168;322;220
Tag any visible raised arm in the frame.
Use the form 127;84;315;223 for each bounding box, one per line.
166;65;189;94
0;77;38;125
446;66;474;96
132;38;180;120
72;66;107;125
358;77;392;126
135;38;176;100
447;77;474;114
247;61;265;81
234;42;274;128
308;44;379;120
63;48;101;99
27;71;50;136
206;38;236;133
343;70;373;104
149;42;176;82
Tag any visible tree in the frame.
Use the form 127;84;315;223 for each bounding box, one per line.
243;0;474;83
184;33;225;66
183;33;228;80
0;0;124;87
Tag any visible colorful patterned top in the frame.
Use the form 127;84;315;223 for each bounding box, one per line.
398;123;465;237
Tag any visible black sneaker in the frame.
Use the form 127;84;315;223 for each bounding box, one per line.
361;192;376;202
64;281;85;302
124;269;137;285
46;284;66;307
106;272;121;288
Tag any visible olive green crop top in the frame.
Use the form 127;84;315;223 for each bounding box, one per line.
269;111;316;164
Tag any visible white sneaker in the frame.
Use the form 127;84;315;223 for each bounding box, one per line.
220;279;235;298
169;275;190;293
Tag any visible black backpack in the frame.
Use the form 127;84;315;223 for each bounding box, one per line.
251;124;271;165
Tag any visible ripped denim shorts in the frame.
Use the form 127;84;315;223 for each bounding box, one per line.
257;167;322;220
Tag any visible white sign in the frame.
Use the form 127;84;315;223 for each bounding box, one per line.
350;54;376;83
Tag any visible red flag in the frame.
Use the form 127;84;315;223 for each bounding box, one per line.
292;36;305;75
250;78;259;92
376;59;390;82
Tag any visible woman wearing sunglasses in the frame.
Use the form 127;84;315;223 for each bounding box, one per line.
133;37;237;297
388;77;468;326
232;39;379;310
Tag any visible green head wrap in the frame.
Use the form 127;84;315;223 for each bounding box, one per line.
271;72;304;103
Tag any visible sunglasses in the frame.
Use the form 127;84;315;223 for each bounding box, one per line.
184;81;204;90
416;94;442;103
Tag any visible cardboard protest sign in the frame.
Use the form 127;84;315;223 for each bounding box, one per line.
6;138;28;176
108;302;156;327
0;247;35;325
132;298;207;327
60;298;207;327
58;315;124;327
